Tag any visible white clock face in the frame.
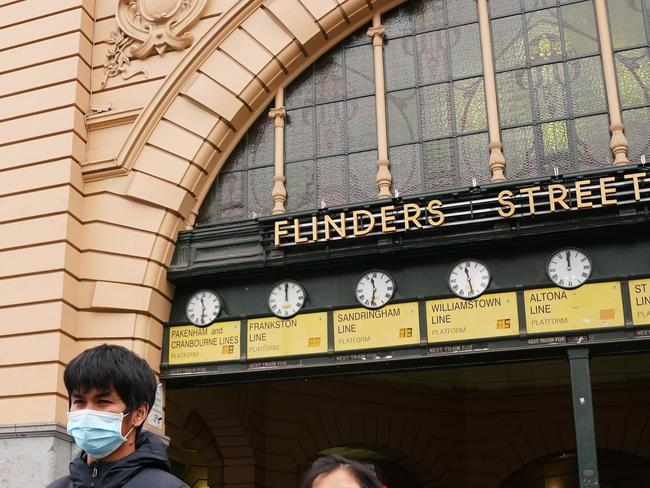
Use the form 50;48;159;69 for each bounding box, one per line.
186;290;221;326
268;280;306;318
449;259;490;299
355;270;395;309
547;248;592;289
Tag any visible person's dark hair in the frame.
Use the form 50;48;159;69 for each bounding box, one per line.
64;344;157;417
301;455;383;488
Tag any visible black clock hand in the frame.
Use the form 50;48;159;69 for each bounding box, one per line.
566;250;571;270
370;278;377;305
464;267;474;293
284;282;289;301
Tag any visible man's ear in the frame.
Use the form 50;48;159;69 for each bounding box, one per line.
132;402;149;427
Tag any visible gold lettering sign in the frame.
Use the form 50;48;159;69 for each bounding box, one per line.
333;303;420;352
524;282;624;334
247;312;328;359
273;172;647;247
168;321;241;365
426;292;519;343
629;278;650;326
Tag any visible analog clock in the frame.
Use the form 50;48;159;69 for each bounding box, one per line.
268;280;306;318
355;270;395;309
186;290;221;326
448;259;491;299
547;248;592;289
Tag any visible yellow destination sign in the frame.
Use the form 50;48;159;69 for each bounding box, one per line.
629;278;650;326
524;282;624;334
333;302;420;352
426;292;519;343
168;321;241;365
247;312;328;359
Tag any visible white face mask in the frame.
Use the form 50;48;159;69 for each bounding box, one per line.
67;409;134;459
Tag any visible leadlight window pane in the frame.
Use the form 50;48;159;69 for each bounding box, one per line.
345;44;375;98
286;160;316;212
316;101;346;158
490;0;521;18
348;150;378;202
383;2;414;38
420;83;453;139
387;89;419;146
414;0;445;32
526;9;563;65
607;0;646;50
568;56;606;116
285;107;314;162
217;171;246;221
453;77;487;133
317;155;347;207
615;48;650;108
197;182;217;224
247;115;274;167
561;2;599;58
348;96;377;152
247;166;273;217
416;30;449;84
502;126;538;180
492;15;527;71
221;140;246;172
497;70;533;127
524;0;556;10
450;24;483;78
622;107;650;163
447;0;478;25
285;69;313;109
458;132;490;186
384;37;417;91
344;24;371;47
532;63;568;121
538;120;572;173
574;114;611;169
390;144;423;196
422;138;456;191
314;50;345;104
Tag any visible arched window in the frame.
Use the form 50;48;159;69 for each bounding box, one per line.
198;0;637;226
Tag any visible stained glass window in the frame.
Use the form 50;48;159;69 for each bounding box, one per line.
384;0;489;193
492;0;609;177
197;0;641;226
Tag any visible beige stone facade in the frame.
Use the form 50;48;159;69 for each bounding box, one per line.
0;0;409;484
2;0;650;486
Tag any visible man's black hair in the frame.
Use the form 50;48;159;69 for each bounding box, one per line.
300;454;384;488
64;344;157;415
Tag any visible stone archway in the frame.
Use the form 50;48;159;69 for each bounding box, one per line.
75;0;409;377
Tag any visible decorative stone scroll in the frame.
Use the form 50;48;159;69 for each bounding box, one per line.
103;0;207;87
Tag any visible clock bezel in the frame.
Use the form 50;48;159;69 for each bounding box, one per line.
546;247;593;289
355;269;396;309
448;258;491;300
267;279;307;319
185;289;222;326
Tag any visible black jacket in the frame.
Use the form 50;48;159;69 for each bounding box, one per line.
46;431;189;488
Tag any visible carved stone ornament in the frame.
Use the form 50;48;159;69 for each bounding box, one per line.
103;0;207;87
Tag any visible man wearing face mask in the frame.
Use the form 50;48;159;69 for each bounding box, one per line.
46;344;189;488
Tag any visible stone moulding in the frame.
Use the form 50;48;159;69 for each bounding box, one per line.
102;0;207;87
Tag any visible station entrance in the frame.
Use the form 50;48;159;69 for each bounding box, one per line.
163;352;650;488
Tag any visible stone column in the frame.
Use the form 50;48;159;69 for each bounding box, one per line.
476;0;506;182
367;14;392;199
594;0;630;165
268;88;287;214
